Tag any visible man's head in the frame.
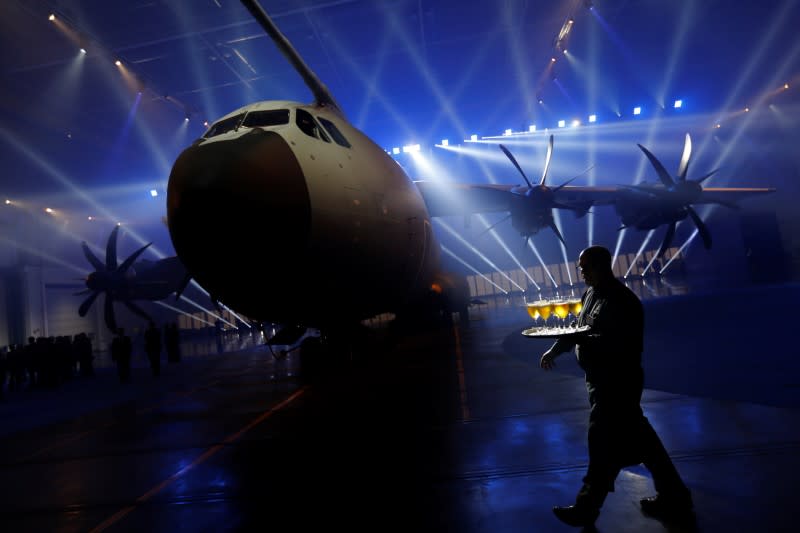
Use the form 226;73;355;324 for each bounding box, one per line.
578;245;613;287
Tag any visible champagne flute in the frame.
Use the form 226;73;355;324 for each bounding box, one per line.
537;300;554;329
525;299;541;324
552;298;570;328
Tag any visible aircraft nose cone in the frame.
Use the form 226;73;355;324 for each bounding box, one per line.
167;129;310;316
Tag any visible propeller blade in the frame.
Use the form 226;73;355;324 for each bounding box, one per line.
78;291;101;317
82;242;105;272
499;144;533;188
552;175;580;193
554;164;594;193
637;143;675;187
687;206;712;249
104;293;119;334
477;213;512;238
123;300;153;323
677;133;692;181
106;225;120;271
548;220;566;246
659;222;676;257
694;168;720;185
540;134;554;186
117;242;153;273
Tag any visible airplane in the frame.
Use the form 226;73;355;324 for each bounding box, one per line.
165;0;774;355
78;225;191;334
166;0;474;351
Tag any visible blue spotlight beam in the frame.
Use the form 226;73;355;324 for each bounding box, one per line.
527;240;558;288
441;245;507;295
435;219;524;292
624;230;655;278
476;214;540;291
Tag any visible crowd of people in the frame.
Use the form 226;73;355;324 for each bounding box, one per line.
0;322;182;398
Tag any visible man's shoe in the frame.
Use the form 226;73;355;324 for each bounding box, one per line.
553;505;599;527
640;494;694;522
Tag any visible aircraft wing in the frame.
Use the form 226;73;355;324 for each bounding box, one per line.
680;187;777;204
415;180;776;218
414;180;620;217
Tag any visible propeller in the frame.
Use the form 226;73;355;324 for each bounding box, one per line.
634;133;733;256
79;226;153;333
493;134;583;248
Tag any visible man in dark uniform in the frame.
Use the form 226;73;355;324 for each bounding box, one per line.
540;245;693;527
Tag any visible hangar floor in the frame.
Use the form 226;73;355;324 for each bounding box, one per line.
0;279;798;532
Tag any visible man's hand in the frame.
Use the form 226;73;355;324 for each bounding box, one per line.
540;348;558;370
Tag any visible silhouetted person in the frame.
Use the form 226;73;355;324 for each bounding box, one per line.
540;245;693;527
164;322;180;363
75;333;94;377
0;347;6;400
144;322;162;376
111;329;132;383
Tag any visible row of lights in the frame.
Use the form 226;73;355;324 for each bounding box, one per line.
5;188;162;222
394;83;791;152
48;13;198;123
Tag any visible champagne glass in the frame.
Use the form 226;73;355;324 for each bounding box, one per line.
566;298;582;330
537;300;553;329
552;298;570;329
526;301;541;324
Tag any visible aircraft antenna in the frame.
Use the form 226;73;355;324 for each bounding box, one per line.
239;0;343;115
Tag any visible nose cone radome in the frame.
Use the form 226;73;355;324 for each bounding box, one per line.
167;129;310;317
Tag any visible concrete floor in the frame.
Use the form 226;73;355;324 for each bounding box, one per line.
0;279;798;532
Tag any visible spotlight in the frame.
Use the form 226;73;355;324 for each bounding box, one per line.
150;189;158;197
673;99;682;108
785;83;790;89
633;106;641;115
551;57;556;63
4;199;10;205
528;125;536;132
470;134;478;142
79;48;86;54
745;107;750;112
588;114;597;123
115;60;122;66
392;147;400;155
538;97;544;104
87;216;93;221
503;129;512;136
441;139;449;146
558;120;566;128
203;121;209;127
715;123;721;128
571;119;580;127
48;14;55;21
45;208;54;214
402;144;420;153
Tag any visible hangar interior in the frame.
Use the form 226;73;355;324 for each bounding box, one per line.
1;0;798;346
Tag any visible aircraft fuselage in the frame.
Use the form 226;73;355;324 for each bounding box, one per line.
167;101;441;328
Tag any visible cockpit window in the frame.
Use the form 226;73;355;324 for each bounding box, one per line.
242;109;290;128
318;117;351;148
296;108;330;142
203;113;245;138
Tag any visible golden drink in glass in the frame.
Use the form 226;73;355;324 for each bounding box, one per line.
553;300;569;320
569;298;583;316
537;301;553;321
526;303;540;321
